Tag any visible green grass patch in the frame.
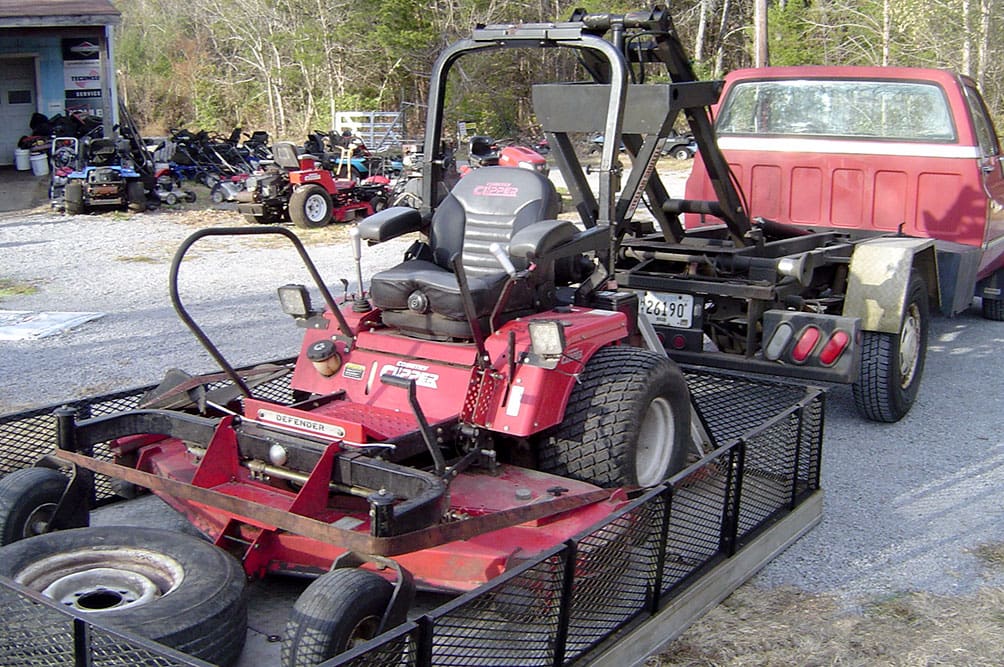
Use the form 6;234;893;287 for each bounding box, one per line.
0;279;39;299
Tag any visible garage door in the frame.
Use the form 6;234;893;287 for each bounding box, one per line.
0;58;37;166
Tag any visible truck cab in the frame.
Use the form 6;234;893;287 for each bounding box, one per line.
685;66;1004;317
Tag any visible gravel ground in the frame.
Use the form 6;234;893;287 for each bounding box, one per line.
2;183;1003;653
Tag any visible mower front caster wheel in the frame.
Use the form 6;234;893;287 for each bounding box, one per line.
0;467;81;546
282;568;395;666
0;526;247;666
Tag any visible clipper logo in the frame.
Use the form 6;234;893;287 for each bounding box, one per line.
304;173;321;181
380;361;439;388
473;182;518;197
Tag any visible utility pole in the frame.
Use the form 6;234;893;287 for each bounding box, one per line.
754;0;769;67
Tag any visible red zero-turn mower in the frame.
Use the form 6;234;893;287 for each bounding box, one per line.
0;11;694;667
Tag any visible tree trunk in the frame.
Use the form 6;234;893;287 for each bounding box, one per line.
753;0;769;67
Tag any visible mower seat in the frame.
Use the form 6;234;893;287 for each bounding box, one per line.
365;166;579;339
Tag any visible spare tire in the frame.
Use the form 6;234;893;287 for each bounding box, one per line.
0;526;247;666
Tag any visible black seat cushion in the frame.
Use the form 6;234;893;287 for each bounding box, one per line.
369;167;559;337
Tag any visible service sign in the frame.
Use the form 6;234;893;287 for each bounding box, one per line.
62;38;104;116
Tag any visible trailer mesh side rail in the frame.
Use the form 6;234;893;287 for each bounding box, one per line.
0;367;823;666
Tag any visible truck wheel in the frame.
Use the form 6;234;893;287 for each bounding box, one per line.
282;568;394;666
290;185;334;228
0;467;82;546
981;297;1004;321
64;181;84;215
538;346;690;487
0;526;247;666
126;181;147;212
853;272;929;422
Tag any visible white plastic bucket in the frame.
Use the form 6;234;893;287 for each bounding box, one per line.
29;152;49;177
14;148;30;171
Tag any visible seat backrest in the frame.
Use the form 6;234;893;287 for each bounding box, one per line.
429;166;559;277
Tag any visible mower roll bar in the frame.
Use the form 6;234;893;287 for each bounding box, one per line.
169;227;354;397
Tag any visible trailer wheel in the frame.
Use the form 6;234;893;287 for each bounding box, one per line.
981;297;1004;321
0;526;247;666
853;271;929;422
538;346;690;487
290;185;334;228
0;467;82;546
64;181;84;215
126;181;147;212
282;568;394;667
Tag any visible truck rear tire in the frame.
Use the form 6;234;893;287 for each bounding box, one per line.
538;346;690;487
853;272;929;422
981;297;1004;321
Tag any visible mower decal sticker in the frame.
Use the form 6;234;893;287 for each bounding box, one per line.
256;408;346;440
304;173;321;181
505;385;525;417
342;363;366;380
380;360;440;389
473;182;519;197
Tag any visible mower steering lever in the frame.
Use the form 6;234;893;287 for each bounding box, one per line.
379;374;446;475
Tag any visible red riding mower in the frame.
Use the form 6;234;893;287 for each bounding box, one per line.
0;10;696;667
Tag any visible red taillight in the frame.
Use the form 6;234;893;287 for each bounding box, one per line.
819;330;851;366
791;326;821;363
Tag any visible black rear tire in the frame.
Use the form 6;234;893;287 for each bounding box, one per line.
981;297;1004;321
0;526;247;666
0;467;79;546
290;185;334;228
538;346;690;487
282;568;394;666
853;271;929;422
64;181;84;215
126;181;146;212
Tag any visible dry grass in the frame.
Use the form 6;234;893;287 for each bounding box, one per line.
651;547;1004;666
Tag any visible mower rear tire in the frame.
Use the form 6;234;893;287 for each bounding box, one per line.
538;346;690;487
290;185;334;228
126;181;147;212
210;183;226;204
0;467;80;546
64;181;84;215
981;297;1004;321
282;568;394;666
0;526;247;666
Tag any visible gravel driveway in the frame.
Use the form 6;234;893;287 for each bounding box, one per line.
2;199;1003;658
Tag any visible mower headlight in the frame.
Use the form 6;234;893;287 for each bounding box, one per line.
529;320;566;359
278;284;312;318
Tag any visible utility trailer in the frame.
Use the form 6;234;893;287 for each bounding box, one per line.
0;8;826;667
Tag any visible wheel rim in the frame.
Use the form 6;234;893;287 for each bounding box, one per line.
15;547;184;613
346;615;381;649
899;303;922;388
21;503;57;539
304;194;329;222
634;396;676;487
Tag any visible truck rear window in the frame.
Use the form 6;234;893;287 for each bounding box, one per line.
716;79;956;142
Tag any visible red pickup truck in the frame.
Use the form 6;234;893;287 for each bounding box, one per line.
686;66;1004;319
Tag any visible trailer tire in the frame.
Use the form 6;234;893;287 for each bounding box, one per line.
0;526;247;666
981;297;1004;321
290;185;334;228
64;181;84;215
538;346;690;487
853;271;929;422
126;181;147;212
282;568;394;667
0;467;81;546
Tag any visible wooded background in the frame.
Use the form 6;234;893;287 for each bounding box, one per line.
114;0;1004;142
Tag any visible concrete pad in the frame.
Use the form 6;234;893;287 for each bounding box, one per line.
0;165;51;213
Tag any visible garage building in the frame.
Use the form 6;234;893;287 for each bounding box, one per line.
0;0;120;166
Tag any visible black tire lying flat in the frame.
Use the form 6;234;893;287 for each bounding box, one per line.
0;467;80;546
290;185;334;228
538;346;690;488
0;526;247;666
853;271;929;422
282;568;393;667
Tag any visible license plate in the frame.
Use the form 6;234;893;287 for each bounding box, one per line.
640;291;694;328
